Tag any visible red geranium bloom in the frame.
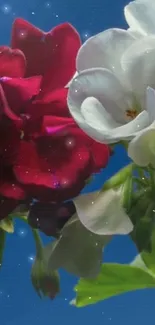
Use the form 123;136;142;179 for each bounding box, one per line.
0;19;81;219
0;18;110;217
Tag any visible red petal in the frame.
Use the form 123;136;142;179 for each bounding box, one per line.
1;76;41;116
26;88;70;120
11;19;81;88
39;23;81;93
0;46;26;77
13;141;56;188
0;182;25;199
0;84;22;125
11;18;46;77
13;140;90;201
0;119;20;164
89;141;110;171
42;116;74;136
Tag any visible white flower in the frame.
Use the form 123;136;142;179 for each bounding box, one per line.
125;0;155;37
128;88;155;166
67;28;155;144
73;189;133;236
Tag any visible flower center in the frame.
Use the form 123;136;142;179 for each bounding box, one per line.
126;108;138;120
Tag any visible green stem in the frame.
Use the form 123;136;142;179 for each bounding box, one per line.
121;176;133;212
101;163;134;192
132;176;148;188
148;166;155;191
135;167;149;185
31;228;44;259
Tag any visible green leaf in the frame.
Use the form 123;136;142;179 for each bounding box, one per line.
74;263;155;307
0;229;6;267
44;215;111;278
0;218;14;233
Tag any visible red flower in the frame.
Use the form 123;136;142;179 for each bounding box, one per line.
0;86;25;220
0;18;81;91
0;19;81;219
0;18;110;217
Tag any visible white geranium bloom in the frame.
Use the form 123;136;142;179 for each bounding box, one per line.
128;88;155;166
67;29;155;144
73;189;133;236
125;0;155;37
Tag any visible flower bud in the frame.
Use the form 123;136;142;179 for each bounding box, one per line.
31;257;60;299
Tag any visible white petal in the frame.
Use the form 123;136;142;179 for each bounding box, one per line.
128;121;155;166
121;36;155;103
81;97;150;142
125;1;155;36
74;190;133;236
127;27;144;39
146;87;155;121
68;67;128;124
68;68;150;144
76;28;135;80
46;215;111;278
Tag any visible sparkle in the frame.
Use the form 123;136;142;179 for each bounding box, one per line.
1;4;12;14
18;30;28;40
18;228;27;238
65;137;76;149
28;255;35;263
45;1;51;8
82;31;91;40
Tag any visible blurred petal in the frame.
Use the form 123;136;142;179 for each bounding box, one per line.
46;215;111;278
74;189;133;235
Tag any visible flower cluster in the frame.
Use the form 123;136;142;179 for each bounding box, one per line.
1;0;155;307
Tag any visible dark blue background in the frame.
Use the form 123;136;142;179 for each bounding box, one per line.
0;0;155;324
